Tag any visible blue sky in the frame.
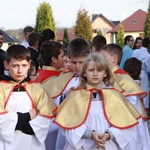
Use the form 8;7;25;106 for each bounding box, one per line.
0;0;148;30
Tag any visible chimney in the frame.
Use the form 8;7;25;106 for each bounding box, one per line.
92;14;98;20
121;9;126;21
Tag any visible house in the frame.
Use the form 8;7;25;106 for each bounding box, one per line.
0;29;20;51
91;14;120;43
108;9;147;43
56;32;75;43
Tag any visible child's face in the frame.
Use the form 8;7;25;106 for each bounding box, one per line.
127;37;134;48
69;56;85;75
100;50;116;69
63;56;71;72
4;58;30;83
84;60;107;89
135;40;142;49
53;49;64;70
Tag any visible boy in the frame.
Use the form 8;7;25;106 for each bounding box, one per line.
99;43;150;149
58;48;71;74
35;40;64;150
91;35;107;52
36;40;64;84
46;37;91;150
48;37;91;105
123;57;142;85
0;45;57;150
21;26;34;48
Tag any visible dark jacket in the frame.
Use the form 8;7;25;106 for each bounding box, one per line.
28;47;39;72
0;49;5;76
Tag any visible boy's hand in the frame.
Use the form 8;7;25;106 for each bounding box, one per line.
29;108;38;120
66;86;75;96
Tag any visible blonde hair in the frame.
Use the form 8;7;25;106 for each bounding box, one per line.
79;53;114;88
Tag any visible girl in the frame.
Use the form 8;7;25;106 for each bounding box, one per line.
133;37;142;50
54;53;141;150
123;57;150;150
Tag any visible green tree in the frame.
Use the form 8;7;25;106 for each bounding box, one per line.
35;2;56;34
74;9;93;41
117;24;124;48
144;1;150;38
63;29;69;45
97;29;103;36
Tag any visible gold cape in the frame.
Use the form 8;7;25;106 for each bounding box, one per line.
46;72;75;98
112;66;147;98
54;84;140;130
112;65;148;119
0;80;57;118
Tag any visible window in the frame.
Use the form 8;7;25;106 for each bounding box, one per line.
92;28;100;33
102;28;110;35
132;19;137;24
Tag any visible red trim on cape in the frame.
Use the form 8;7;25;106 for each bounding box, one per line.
0;111;8;115
0;80;9;83
142;116;148;121
40;113;55;119
4;86;15;108
52;73;75;99
114;68;127;74
53;91;93;130
28;80;37;84
100;89;140;129
124;91;148;98
54;89;139;130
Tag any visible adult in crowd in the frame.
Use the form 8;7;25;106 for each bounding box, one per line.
131;37;150;108
132;37;142;50
38;28;55;69
120;35;134;68
21;26;34;48
28;32;40;72
0;32;6;76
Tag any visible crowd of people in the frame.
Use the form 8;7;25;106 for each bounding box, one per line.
0;26;150;150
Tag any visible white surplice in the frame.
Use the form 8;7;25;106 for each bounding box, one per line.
127;95;150;150
62;100;137;150
0;91;50;150
54;76;80;150
131;47;150;108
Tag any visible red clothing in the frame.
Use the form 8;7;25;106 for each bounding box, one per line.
36;68;60;83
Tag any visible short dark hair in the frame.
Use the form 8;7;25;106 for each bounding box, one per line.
100;43;122;65
142;37;150;48
68;37;91;58
92;35;107;51
23;26;34;35
28;32;40;46
28;60;36;76
63;48;69;57
6;45;31;63
40;41;63;66
123;57;142;80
